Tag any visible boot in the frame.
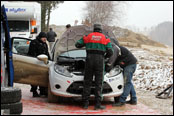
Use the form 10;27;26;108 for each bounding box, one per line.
40;91;48;97
112;101;125;107
126;100;137;105
30;88;33;92
33;91;40;97
82;101;89;109
39;87;48;97
94;102;106;110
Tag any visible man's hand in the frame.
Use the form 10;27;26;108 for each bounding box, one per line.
120;62;125;65
105;58;109;63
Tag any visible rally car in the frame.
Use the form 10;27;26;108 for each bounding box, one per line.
12;25;123;103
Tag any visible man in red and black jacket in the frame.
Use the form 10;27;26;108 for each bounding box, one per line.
75;24;113;110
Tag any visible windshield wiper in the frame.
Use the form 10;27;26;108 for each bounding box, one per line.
59;56;75;59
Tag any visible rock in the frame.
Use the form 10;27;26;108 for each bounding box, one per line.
130;47;173;93
168;57;173;61
145;66;151;70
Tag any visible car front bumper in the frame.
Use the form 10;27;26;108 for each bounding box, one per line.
49;63;124;98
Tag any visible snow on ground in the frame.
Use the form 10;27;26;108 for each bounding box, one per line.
129;47;173;94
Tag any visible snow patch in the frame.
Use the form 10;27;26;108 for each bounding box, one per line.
129;47;173;94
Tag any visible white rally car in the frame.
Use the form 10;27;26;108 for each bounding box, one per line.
12;25;123;103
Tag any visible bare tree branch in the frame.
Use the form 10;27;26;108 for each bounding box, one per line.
82;1;127;26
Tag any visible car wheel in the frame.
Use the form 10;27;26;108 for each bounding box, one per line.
48;83;59;103
1;102;23;114
1;87;21;104
114;96;120;103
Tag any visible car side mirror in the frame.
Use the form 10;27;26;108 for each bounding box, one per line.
37;54;48;64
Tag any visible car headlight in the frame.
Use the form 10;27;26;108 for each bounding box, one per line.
106;65;122;78
54;64;72;77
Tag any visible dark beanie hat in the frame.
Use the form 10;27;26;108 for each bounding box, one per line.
38;32;47;38
66;24;71;29
93;24;102;33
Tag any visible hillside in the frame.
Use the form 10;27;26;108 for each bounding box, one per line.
49;24;173;55
149;21;173;47
113;26;174;55
111;26;166;48
50;24;166;47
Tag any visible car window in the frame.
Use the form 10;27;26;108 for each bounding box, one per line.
60;50;86;58
8;21;29;32
12;38;31;56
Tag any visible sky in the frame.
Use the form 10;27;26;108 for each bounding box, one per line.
50;1;173;29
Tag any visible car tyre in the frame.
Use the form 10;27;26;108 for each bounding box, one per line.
1;87;21;104
1;102;23;114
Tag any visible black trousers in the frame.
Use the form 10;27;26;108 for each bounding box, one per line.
82;53;104;103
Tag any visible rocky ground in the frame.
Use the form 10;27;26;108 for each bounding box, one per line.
130;46;173;94
128;46;173;115
136;89;173;115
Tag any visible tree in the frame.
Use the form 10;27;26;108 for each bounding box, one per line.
38;1;64;32
25;1;63;31
82;1;127;26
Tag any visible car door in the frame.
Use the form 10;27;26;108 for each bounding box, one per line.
12;37;50;87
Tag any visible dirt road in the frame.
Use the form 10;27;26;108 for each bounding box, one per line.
13;83;164;115
136;89;173;115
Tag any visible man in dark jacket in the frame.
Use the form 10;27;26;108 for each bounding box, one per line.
28;32;50;97
113;45;138;106
47;28;57;51
75;24;113;110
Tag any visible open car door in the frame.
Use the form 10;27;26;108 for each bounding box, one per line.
12;37;50;87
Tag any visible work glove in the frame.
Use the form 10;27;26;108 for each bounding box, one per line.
118;61;125;67
120;62;125;65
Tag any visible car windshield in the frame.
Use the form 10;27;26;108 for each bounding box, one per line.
59;50;86;58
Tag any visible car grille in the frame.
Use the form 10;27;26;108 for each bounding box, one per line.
66;81;112;95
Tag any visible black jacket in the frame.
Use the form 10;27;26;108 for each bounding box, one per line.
47;30;57;42
115;46;137;68
28;38;51;60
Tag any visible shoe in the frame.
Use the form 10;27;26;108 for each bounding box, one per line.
94;104;106;110
40;94;47;98
40;91;48;97
82;102;89;109
126;100;137;105
94;105;106;110
112;102;125;107
40;93;48;97
33;91;40;97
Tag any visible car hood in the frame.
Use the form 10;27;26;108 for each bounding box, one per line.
53;25;117;61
